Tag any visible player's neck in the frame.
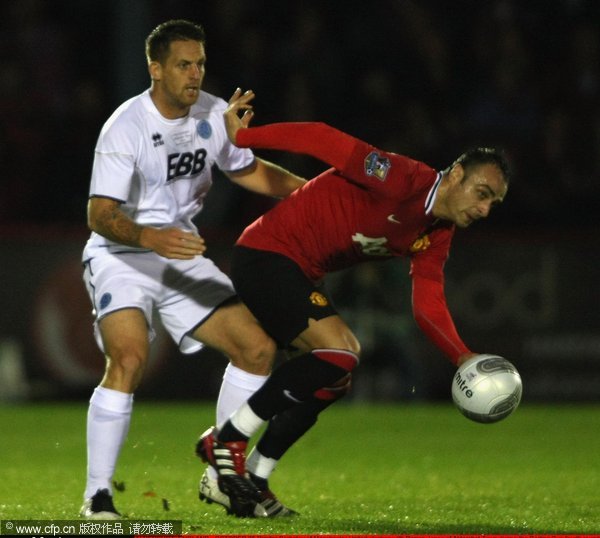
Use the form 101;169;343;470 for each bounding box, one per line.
149;87;190;120
431;173;452;222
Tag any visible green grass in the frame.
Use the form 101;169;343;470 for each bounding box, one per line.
1;402;599;534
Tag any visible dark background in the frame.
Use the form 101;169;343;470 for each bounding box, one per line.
0;0;598;403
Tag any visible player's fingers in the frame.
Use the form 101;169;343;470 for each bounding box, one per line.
241;109;254;128
180;245;206;255
228;88;254;106
179;236;205;252
235;90;255;107
232;102;253;114
167;253;197;260
225;101;253;119
179;230;204;242
169;246;205;258
228;87;243;104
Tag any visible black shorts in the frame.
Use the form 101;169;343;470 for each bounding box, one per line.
231;245;338;348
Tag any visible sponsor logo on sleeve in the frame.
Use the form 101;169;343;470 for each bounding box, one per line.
364;151;391;181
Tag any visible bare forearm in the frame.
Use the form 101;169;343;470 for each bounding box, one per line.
258;159;306;197
89;201;146;247
230;158;306;198
87;197;205;259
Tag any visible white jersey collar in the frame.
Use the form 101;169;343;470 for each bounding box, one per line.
141;89;191;125
424;172;443;215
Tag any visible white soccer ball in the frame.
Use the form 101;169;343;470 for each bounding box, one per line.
452;354;522;423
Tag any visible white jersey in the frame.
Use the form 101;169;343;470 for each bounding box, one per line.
83;89;254;258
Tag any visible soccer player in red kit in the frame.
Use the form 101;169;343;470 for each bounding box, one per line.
196;89;510;516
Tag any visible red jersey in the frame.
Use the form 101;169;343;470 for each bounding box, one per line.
236;122;470;363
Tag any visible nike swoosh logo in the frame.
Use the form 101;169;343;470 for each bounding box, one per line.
283;389;303;403
387;214;402;224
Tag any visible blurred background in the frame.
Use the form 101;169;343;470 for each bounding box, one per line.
0;0;598;403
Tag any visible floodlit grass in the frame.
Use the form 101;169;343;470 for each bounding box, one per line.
1;402;599;534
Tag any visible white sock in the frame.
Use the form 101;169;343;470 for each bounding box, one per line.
216;363;268;427
230;402;266;438
246;448;278;481
84;386;133;499
207;364;268;480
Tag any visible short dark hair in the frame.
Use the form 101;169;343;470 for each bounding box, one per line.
145;19;206;64
451;147;511;184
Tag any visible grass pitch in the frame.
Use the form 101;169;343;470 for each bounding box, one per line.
1;401;599;535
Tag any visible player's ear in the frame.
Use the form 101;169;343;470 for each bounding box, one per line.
448;163;465;185
148;61;162;81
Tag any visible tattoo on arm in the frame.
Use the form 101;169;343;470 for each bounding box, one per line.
96;205;144;247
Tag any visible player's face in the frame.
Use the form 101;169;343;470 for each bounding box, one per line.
443;163;507;228
151;39;206;118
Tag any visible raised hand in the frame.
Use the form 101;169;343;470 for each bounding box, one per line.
224;88;256;144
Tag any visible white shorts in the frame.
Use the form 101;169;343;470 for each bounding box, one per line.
82;251;236;354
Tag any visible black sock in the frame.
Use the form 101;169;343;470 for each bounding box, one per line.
217;421;249;443
256;395;337;460
248;351;350;420
249;472;268;491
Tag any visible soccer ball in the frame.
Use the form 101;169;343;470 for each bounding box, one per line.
452;354;522;423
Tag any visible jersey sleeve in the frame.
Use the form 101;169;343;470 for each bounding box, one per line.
409;227;468;364
236;122;433;197
409;226;453;283
236;122;357;170
89;122;139;202
217;143;256;174
411;274;470;364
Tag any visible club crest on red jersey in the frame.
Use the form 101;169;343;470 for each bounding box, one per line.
410;234;431;253
364;151;391;181
309;291;329;306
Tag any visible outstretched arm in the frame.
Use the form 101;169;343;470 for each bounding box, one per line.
224;89;307;197
224;88;360;171
227;157;307;198
411;273;474;366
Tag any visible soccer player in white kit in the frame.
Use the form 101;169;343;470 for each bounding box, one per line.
79;20;305;519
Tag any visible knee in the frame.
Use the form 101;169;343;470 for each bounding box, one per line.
229;332;277;376
314;372;353;401
103;349;147;391
342;327;361;357
347;339;361;357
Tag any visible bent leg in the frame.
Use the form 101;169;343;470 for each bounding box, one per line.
191;300;276;376
84;309;149;499
98;308;151;392
290;315;361;355
191;300;274;483
220;315;360;442
191;300;274;423
246;373;352;483
250;314;359;415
